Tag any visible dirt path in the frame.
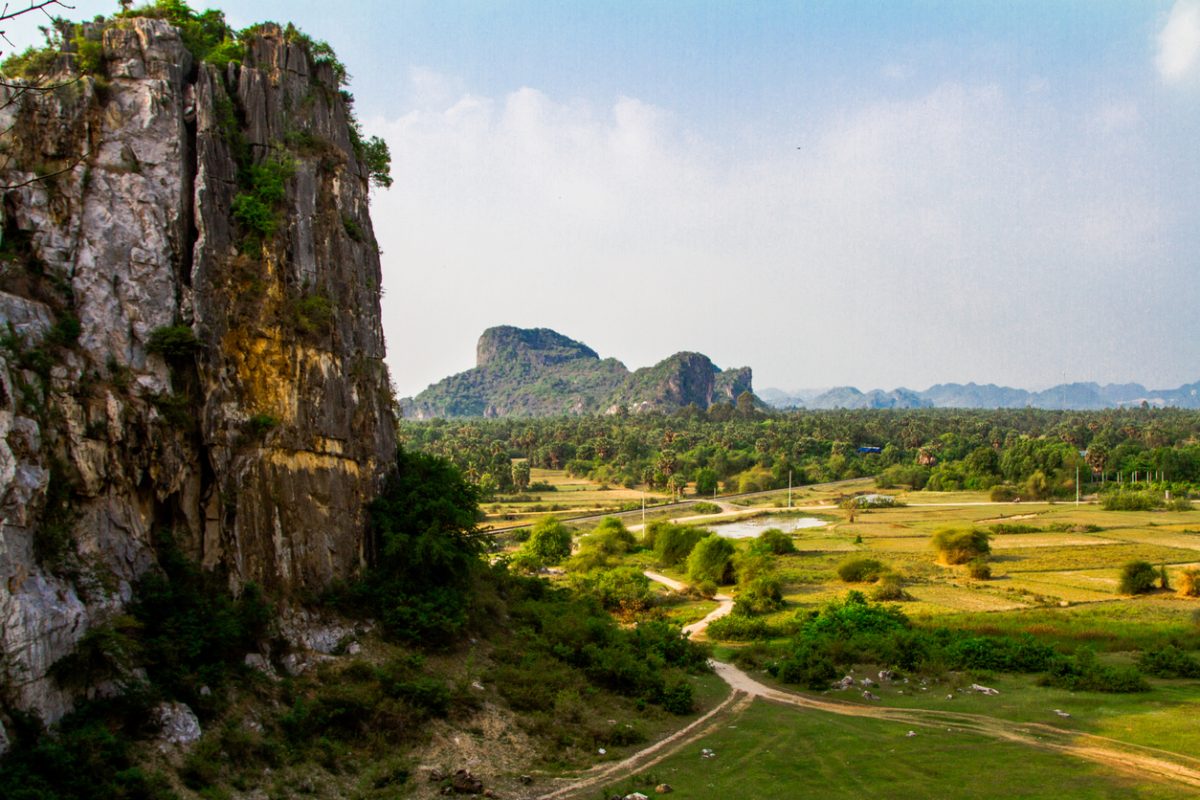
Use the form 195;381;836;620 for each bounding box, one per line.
642;570;733;636
535;690;753;800
533;572;1200;798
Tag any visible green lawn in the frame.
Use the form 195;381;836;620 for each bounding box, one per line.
601;698;1197;799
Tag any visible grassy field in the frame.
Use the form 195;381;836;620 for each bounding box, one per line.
599;698;1195;800
528;481;1200;796
480;466;672;529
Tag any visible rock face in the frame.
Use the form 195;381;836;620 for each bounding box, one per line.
0;20;395;722
403;326;756;418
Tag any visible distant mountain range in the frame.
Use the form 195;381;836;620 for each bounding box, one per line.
400;326;755;419
759;381;1200;410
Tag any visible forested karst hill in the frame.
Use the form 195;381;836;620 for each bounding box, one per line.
402;325;756;418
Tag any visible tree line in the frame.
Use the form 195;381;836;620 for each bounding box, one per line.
399;406;1200;499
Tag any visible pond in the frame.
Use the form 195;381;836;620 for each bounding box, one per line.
710;514;828;539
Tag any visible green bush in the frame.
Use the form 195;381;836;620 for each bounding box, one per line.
751;527;796;555
246;412;278;437
650;522;706;566
293;293;333;334
357;134;393;188
707;614;780;641
1040;649;1149;693
876;464;930;490
686;534;735;585
146;325;199;359
837;557;885;583
931;527;990;565
967;558;992;579
989;484;1019;501
0;693;175;800
691;501;721;514
870;573;910;601
734;575;784;615
1119;560;1158;595
131;531;272;713
335;448;481;645
1137;643;1200;678
769;640;838;689
232;154;294;248
519;515;572;567
47;313;82;348
1178;566;1200;597
571;567;653;614
1102;491;1161;511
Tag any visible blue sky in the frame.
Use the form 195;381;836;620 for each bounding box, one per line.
13;2;1200;396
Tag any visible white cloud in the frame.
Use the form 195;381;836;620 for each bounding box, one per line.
365;77;1182;397
1157;1;1200;82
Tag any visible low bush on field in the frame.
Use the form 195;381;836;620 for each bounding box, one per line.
1040;649;1150;693
1178;567;1200;598
1119;561;1158;595
837;557;886;583
647;522;706;566
871;572;911;601
750;528;796;555
1102;491;1161;511
931;527;990;565
967;559;992;580
1137;643;1200;678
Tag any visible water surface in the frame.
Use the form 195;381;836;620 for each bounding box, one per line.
711;514;828;539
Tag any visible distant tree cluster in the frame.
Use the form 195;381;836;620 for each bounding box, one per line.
402;407;1200;499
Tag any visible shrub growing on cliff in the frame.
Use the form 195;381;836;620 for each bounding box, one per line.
146;324;199;359
132;531;272;714
357;448;482;645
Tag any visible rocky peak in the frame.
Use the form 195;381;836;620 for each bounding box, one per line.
475;326;600;369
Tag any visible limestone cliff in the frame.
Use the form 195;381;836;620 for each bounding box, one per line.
0;18;395;725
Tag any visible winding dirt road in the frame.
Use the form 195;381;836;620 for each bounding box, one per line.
536;572;1200;799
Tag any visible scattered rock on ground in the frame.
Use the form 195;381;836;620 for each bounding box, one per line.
906;730;917;737
860;677;877;687
1054;709;1072;718
153;701;201;750
655;784;674;794
701;747;717;759
879;670;895;682
833;675;855;690
862;691;880;701
449;769;483;794
969;683;999;696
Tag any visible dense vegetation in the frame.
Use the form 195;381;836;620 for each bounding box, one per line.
0;444;710;798
401;407;1200;499
734;592;1151;694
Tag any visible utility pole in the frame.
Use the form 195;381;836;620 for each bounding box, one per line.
788;470;793;508
642;493;646;531
1076;464;1080;506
